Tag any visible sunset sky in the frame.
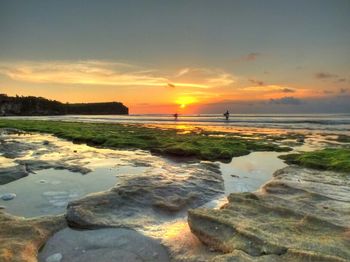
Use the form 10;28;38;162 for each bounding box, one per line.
0;0;349;113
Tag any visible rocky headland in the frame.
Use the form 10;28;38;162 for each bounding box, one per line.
0;94;128;116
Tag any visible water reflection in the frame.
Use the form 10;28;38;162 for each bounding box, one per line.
220;151;287;194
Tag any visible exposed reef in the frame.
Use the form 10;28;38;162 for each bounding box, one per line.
0;159;92;185
38;228;170;262
1;123;349;261
0;120;291;162
188;166;350;261
0;129;226;261
279;148;350;172
66;161;224;229
0;129;92;185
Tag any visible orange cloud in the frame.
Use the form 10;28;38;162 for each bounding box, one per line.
0;61;236;90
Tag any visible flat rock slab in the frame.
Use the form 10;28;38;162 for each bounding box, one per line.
16;159;92;175
188;166;350;262
38;228;170;262
66;162;223;229
0;165;28;185
0;211;66;262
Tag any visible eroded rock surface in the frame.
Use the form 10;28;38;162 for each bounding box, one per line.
17;160;91;175
0;211;66;262
66;162;224;229
0;160;91;185
188;166;350;262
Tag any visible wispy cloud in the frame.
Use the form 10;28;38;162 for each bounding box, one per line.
0;60;167;86
245;79;296;94
314;72;347;83
280;88;295;93
241;52;261;62
269;96;303;105
175;68;190;77
167;82;176;88
315;72;338;79
242;84;295;94
323;90;334;94
0;60;236;89
337;78;347;83
340;88;348;94
248;79;265;86
207;73;235;86
171;67;235;88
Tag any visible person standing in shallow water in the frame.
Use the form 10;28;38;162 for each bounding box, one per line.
224;110;230;120
174;113;178;120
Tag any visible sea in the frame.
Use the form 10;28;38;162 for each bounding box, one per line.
3;113;350;133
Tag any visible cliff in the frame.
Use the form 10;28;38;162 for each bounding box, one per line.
66;102;128;115
0;94;128;116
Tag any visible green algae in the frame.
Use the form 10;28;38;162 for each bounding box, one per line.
279;148;350;173
0;119;290;162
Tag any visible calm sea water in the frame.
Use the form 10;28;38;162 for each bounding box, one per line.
4;113;350;132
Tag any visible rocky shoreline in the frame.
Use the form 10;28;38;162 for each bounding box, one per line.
0;128;224;261
188;166;350;261
0;212;66;262
1;126;349;261
2;166;349;262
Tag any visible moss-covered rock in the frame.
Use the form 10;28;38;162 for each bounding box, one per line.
0;119;291;162
279;148;350;172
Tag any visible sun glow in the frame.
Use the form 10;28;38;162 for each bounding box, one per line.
175;96;197;109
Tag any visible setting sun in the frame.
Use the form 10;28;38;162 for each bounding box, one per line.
175;96;197;109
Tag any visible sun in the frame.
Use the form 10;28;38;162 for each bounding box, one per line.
175;96;197;109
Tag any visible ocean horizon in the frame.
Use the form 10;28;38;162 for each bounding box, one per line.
4;113;350;132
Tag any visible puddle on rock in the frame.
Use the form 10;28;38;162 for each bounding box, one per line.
0;167;119;217
220;151;287;194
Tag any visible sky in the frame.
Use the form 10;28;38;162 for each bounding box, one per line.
0;0;349;113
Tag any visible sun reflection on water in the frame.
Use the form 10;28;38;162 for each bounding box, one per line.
141;219;217;260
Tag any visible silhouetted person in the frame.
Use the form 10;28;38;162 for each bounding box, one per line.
174;113;178;120
224;110;230;120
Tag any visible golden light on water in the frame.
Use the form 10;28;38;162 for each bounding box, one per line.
142;220;209;259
